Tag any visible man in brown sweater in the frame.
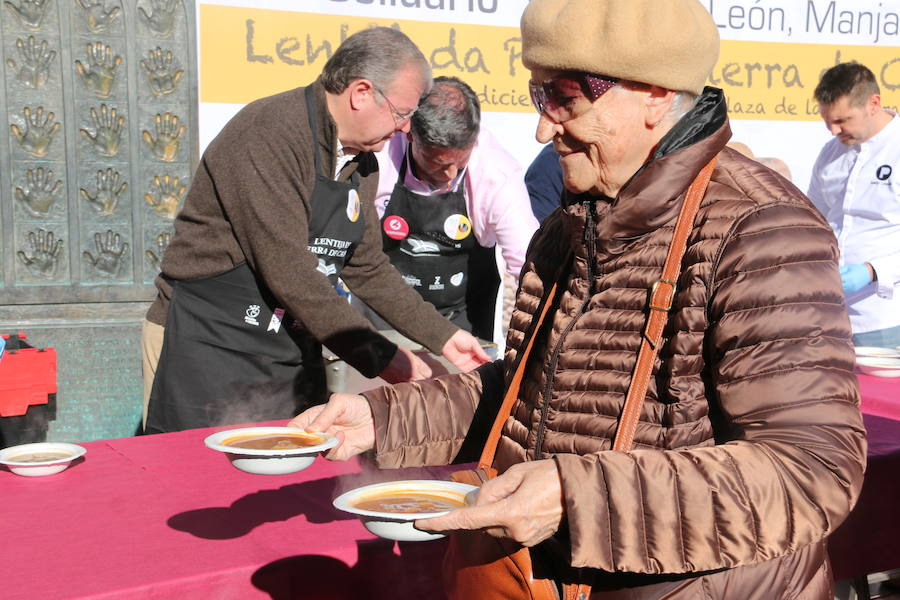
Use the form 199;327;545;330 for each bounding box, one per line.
142;27;488;434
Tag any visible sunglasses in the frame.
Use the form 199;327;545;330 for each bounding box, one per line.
528;72;618;122
373;84;417;124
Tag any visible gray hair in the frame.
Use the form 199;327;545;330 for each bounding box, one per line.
410;76;480;149
320;27;431;96
664;91;699;123
617;80;698;127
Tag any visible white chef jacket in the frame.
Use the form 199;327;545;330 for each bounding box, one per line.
807;110;900;334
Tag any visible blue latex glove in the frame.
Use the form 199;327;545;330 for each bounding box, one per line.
839;263;873;294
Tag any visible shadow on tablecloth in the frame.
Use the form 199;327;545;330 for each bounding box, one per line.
167;475;356;539
251;538;448;599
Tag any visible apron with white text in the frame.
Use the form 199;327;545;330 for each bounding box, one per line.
371;152;499;338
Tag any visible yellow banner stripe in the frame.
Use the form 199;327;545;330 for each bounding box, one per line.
200;5;900;121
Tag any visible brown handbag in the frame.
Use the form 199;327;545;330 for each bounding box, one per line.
444;157;718;600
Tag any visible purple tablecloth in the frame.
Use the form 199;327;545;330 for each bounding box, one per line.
857;374;900;420
0;375;894;596
0;421;454;600
827;412;900;580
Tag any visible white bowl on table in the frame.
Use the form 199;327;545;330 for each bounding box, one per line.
0;442;86;477
855;346;900;359
204;426;338;475
856;356;900;378
333;479;478;542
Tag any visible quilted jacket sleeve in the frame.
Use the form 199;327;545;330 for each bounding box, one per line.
364;359;506;467
552;201;867;573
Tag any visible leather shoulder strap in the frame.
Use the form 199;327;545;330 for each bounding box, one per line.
612;156;717;451
474;156;716;466
476;280;559;471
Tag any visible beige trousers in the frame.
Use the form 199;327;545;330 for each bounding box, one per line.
140;319;165;429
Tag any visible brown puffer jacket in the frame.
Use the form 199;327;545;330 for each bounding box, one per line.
364;89;867;598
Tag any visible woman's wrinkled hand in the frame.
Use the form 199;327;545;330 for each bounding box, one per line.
415;459;565;547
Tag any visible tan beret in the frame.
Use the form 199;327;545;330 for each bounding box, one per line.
521;0;719;95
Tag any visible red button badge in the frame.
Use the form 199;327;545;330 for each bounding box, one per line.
383;216;409;240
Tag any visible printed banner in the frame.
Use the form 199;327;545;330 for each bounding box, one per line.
200;4;900;120
200;6;529;111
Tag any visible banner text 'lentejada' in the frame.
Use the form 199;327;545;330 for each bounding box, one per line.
201;5;900;120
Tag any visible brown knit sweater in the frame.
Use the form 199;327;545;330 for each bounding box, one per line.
147;81;457;377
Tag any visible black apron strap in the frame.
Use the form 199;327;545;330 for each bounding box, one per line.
303;85;365;287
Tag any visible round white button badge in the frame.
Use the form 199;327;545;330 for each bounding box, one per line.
443;214;472;241
346;190;361;222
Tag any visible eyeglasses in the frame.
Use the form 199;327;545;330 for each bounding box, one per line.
528;72;618;123
373;84;417;125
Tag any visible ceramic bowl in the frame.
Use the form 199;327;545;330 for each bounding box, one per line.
856;356;900;378
333;479;478;542
204;426;338;475
855;346;900;359
0;442;86;477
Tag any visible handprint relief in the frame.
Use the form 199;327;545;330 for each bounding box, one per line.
77;0;121;33
144;174;186;220
74;42;122;99
142;112;184;162
15;167;62;217
10;106;61;157
80;168;127;216
79;104;125;157
3;0;49;30
138;0;179;37
5;36;56;89
139;47;183;97
83;229;128;277
145;231;171;272
17;228;63;279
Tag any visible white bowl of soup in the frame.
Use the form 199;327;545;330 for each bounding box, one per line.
333;480;477;542
204;426;338;475
0;442;86;477
856;356;900;378
855;346;900;359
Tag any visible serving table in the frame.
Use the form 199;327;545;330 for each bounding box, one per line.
827;374;900;593
0;374;896;599
0;422;452;600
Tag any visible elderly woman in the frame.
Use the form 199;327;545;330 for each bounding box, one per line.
292;0;866;597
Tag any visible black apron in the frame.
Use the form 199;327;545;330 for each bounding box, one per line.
355;151;499;339
145;87;364;434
